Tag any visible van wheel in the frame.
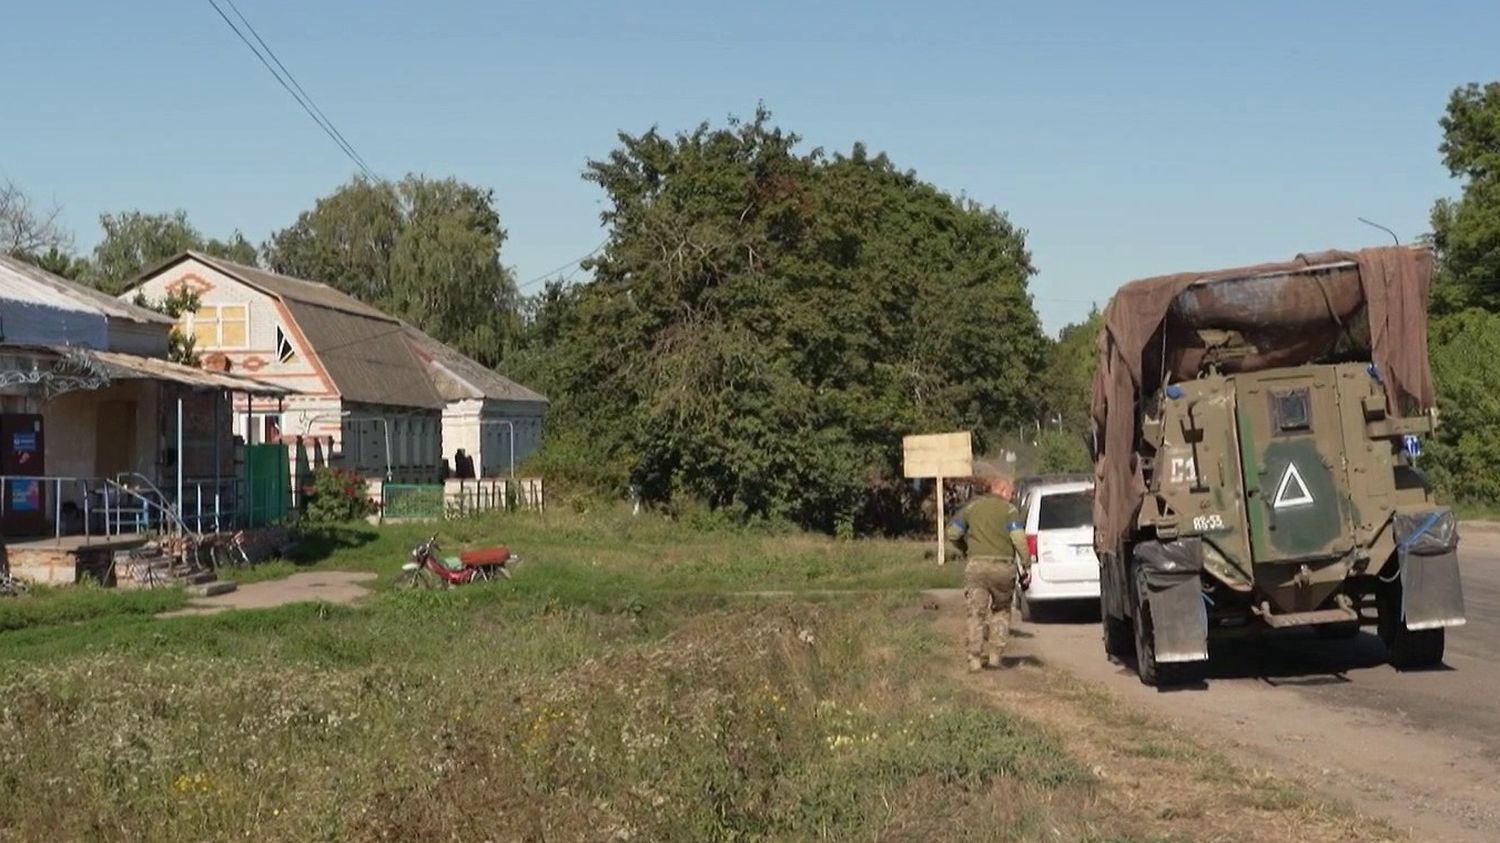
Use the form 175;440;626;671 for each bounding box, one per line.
1132;567;1203;687
1018;590;1034;623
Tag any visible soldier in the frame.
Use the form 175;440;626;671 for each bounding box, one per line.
947;468;1026;671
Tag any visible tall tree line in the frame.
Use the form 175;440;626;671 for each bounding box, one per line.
1;176;518;370
508;109;1048;533
5;109;1065;531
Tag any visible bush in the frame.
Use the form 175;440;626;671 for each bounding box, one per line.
303;467;378;524
1427;309;1500;504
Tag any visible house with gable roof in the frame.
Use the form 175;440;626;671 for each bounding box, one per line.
127;252;546;482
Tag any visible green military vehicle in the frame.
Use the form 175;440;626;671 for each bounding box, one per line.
1091;246;1466;686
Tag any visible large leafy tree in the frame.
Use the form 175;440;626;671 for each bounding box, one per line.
1043;307;1103;434
1426;82;1500;502
1431;83;1500;313
517;109;1046;532
85;210;257;293
265;176;518;367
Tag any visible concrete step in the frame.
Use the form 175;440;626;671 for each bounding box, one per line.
185;581;237;598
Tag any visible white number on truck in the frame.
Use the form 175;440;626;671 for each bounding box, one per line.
1169;456;1198;485
1192;514;1225;532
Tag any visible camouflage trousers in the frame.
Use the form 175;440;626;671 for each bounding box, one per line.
965;557;1017;662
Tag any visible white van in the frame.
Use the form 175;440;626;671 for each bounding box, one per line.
1016;478;1101;620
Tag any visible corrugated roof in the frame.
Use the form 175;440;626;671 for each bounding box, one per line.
287;302;445;409
89;349;290;395
137;252;444;409
402;323;548;404
186;252;392;320
0;253;171;324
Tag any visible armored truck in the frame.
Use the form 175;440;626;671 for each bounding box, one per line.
1091;246;1465;686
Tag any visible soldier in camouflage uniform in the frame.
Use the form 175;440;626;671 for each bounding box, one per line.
947;469;1027;671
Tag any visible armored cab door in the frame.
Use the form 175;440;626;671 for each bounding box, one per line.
1233;369;1355;565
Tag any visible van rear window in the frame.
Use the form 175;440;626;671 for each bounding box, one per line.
1038;492;1093;530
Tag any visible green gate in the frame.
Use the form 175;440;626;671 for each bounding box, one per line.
241;444;290;527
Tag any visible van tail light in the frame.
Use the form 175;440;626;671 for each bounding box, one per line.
1026;533;1038;563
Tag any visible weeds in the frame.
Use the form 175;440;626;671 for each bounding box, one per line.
0;596;1100;841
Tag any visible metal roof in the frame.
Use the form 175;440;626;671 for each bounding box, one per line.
186;252;392;320
402;324;548;405
89;349;291;395
0;345;289;396
0;253;171;325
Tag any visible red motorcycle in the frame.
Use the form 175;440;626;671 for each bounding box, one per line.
397;535;515;588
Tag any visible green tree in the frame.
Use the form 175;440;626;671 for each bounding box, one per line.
1042;307;1103;434
132;288;202;365
1427;82;1500;504
516;109;1046;532
1425;309;1500;502
12;246;87;280
85;209;257;294
265;176;519;367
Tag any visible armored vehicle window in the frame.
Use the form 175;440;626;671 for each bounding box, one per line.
1038;492;1093;530
1272;389;1311;434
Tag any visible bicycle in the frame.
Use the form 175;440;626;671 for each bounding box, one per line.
209;531;252;570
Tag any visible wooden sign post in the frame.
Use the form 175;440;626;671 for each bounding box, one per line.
902;432;973;567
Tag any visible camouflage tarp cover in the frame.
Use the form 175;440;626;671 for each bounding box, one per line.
1090;245;1435;556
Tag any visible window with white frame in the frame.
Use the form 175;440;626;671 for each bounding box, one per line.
180;304;249;349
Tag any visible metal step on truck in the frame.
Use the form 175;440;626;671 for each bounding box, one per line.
1091;245;1466;686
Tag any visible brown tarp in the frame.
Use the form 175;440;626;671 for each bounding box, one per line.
1090;245;1435;556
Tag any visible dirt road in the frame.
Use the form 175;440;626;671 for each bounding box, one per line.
1009;529;1500;841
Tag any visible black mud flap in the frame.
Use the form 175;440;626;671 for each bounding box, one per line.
1135;540;1209;663
1397;510;1466;631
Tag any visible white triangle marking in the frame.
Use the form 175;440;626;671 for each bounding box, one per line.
1272;462;1315;509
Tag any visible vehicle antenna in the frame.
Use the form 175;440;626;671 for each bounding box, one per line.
1357;217;1401;245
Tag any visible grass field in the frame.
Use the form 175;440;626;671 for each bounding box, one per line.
0;512;1387;841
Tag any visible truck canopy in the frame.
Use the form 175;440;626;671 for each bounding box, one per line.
1090;245;1435;556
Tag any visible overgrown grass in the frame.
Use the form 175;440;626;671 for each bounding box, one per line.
0;509;954;651
0;589;1109;841
0;582;186;633
0;513;1116;840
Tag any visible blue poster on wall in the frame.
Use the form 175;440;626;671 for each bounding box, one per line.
8;479;41;512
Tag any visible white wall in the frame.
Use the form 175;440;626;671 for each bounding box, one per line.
442;399;545;478
132;258;328;397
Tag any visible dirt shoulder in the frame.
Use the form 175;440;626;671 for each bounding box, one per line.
926;590;1400;842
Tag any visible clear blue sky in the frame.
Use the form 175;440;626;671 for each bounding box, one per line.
3;1;1494;332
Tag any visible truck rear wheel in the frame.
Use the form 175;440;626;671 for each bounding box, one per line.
1378;579;1446;670
1103;612;1134;661
1389;627;1445;670
1132;566;1204;687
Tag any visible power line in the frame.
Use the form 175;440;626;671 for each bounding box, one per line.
516;239;609;291
221;0;377;179
205;0;376;180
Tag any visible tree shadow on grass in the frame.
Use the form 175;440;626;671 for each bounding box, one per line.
285;525;379;566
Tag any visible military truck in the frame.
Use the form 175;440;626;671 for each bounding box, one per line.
1091;246;1466;686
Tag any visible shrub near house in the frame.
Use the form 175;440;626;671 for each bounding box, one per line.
303;467;377;524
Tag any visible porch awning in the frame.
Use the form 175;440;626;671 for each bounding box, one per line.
87;349;291;395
